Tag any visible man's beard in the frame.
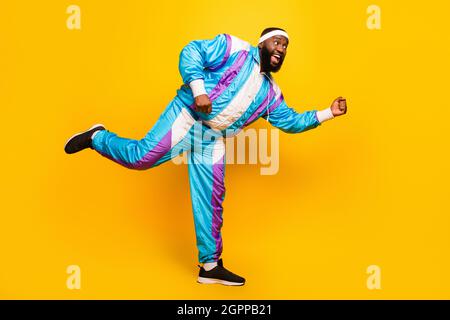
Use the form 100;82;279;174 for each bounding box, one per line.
260;46;283;73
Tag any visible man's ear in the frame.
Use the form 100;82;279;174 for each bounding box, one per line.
258;43;263;49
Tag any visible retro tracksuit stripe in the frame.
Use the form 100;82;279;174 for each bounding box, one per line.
91;34;323;263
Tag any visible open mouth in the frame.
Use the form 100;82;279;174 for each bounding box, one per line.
270;53;281;65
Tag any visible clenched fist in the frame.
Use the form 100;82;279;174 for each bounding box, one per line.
330;96;347;117
194;94;212;114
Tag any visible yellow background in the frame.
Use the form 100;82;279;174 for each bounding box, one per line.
1;0;449;299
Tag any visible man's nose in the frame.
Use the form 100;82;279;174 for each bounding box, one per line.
275;44;286;55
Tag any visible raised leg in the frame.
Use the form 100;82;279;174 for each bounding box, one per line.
92;97;197;170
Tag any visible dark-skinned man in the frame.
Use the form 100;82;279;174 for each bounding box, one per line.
64;27;347;286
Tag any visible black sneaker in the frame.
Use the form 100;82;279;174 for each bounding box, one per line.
197;259;245;286
64;124;105;154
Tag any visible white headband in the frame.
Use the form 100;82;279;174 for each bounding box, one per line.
258;30;289;44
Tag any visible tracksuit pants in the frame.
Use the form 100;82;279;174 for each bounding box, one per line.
91;97;226;263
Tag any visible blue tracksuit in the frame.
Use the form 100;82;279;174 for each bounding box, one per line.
91;33;323;263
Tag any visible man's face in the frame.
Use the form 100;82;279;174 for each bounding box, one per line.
259;35;289;73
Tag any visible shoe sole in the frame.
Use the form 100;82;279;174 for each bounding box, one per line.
64;123;105;151
197;277;245;286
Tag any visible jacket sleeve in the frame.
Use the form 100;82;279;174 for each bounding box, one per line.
178;34;229;85
262;98;321;134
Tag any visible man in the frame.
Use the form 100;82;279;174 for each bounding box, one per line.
64;27;348;286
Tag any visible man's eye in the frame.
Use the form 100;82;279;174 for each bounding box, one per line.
274;41;278;45
283;45;287;49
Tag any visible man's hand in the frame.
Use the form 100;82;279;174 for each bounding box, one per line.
194;94;212;114
330;96;347;117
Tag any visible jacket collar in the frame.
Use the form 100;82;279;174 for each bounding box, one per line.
250;45;260;65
